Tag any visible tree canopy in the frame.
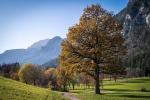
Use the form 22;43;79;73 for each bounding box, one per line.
18;64;41;85
60;4;126;94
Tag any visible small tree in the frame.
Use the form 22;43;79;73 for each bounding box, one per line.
44;68;58;90
57;67;70;92
18;64;40;85
104;65;126;82
79;73;94;89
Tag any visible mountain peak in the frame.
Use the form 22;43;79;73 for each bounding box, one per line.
0;36;63;65
28;38;50;49
28;36;62;49
52;36;62;40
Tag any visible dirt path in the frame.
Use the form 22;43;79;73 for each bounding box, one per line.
63;92;80;100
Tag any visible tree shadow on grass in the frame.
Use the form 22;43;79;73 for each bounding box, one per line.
119;95;150;99
104;88;150;92
124;78;150;83
103;89;138;92
103;91;150;99
104;83;124;86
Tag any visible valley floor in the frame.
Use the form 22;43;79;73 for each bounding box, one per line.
69;77;150;100
0;76;150;100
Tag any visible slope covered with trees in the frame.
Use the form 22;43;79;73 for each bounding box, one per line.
115;0;150;76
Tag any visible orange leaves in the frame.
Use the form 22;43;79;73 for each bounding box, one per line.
59;4;126;79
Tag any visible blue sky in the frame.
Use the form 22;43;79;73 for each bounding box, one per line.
0;0;128;53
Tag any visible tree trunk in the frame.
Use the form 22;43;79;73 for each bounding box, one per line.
63;84;67;92
25;80;27;84
72;82;75;90
68;83;70;88
109;75;112;80
33;80;35;86
95;65;100;94
63;85;65;91
114;74;117;82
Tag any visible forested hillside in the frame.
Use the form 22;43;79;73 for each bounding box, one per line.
116;0;150;76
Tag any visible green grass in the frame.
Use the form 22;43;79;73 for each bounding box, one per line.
0;76;67;100
1;76;150;100
69;77;150;100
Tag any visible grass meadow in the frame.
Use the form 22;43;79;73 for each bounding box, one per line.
69;77;150;100
0;76;150;100
0;76;67;100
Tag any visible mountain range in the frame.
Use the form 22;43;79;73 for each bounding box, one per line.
0;36;63;66
1;0;150;70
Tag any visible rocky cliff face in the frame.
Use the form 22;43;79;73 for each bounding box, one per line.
116;0;150;70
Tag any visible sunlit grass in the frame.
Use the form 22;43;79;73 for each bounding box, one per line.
1;76;150;100
69;77;150;100
0;76;67;100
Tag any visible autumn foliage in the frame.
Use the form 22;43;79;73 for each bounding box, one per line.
60;4;126;94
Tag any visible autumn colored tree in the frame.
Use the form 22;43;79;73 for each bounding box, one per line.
18;64;41;85
79;73;94;89
57;67;71;92
104;65;126;82
44;68;58;90
60;4;126;94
